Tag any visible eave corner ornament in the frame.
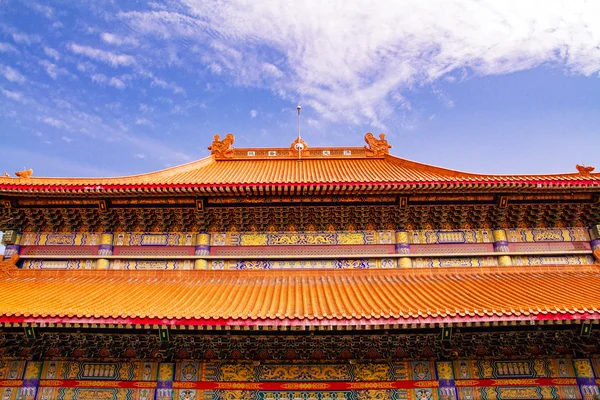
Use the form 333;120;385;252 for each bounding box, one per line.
0;254;19;277
576;164;595;176
208;133;235;159
594;249;600;264
364;133;391;157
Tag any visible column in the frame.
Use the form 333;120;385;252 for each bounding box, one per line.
97;233;114;270
395;230;412;268
492;228;512;266
194;233;210;269
2;231;21;258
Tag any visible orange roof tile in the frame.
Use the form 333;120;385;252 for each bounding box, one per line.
1;265;599;327
1;153;599;194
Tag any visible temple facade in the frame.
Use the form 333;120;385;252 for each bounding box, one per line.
0;133;599;400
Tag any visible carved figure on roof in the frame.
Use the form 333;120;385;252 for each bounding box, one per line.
0;254;19;277
208;134;235;158
3;172;10;178
364;133;391;157
15;169;33;179
576;164;595;176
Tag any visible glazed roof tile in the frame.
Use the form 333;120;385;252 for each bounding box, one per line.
1;134;599;193
1;265;599;326
1;154;598;193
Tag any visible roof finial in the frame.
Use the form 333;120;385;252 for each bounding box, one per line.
295;105;304;161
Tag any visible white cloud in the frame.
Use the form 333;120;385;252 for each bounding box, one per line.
43;46;60;60
109;77;126;89
76;61;96;73
0;42;17;53
250;109;257;118
139;103;154;113
61;136;73;143
1;88;23;102
90;73;126;89
39;60;67;79
69;43;136;67
150;76;185;95
135;118;152;126
23;1;54;19
133;153;147;159
120;0;600;127
0;65;26;84
100;32;139;46
40;116;70;130
91;73;107;83
11;32;41;45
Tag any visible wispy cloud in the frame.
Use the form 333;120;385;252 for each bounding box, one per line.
61;136;73;143
11;32;41;45
1;88;24;102
39;116;71;130
0;65;26;84
100;32;139;46
39;60;67;79
43;46;60;60
0;42;18;53
135;117;153;126
69;43;136;67
149;76;184;94
119;0;600;127
250;109;257;118
23;1;55;19
90;73;127;89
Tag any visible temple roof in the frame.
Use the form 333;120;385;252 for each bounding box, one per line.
1;134;598;194
1;264;599;327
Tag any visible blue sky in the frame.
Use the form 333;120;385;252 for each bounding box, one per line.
0;0;599;178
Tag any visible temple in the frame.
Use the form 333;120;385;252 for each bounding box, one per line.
0;132;599;400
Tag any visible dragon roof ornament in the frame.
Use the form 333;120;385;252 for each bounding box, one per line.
576;164;595;176
364;133;391;157
208;134;235;159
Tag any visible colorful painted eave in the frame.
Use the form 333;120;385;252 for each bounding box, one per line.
1;152;599;195
0;264;599;327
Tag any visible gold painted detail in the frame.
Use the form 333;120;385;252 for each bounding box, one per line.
353;363;390;381
260;365;351;381
496;387;539;399
364;133;391;157
208;134;235;159
280;383;331;390
220;364;255;382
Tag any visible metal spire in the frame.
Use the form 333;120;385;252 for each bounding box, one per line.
295;105;303;161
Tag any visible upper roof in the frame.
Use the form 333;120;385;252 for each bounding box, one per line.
1;133;598;194
0;262;598;327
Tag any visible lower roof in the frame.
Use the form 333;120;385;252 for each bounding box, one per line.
0;262;598;327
